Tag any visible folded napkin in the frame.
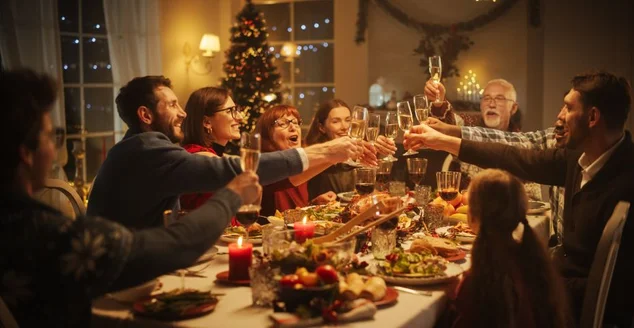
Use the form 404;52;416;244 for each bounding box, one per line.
270;299;377;328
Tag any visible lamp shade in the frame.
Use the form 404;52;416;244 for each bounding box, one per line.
199;34;220;56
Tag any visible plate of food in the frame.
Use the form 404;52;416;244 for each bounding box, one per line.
133;289;219;320
339;273;398;307
436;222;476;243
220;224;263;244
375;249;463;286
527;201;550;214
337;191;357;203
409;236;466;262
300;202;346;221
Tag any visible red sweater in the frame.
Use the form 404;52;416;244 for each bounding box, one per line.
260;178;309;216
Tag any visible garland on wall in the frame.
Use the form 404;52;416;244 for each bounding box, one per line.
356;0;525;78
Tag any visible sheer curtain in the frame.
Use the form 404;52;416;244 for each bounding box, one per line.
103;0;162;140
0;0;64;127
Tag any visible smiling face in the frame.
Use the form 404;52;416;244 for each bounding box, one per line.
271;113;302;150
553;107;569;149
320;106;351;140
559;89;591;150
151;86;186;143
480;82;518;131
206;96;241;145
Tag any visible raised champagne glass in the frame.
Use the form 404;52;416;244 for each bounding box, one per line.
397;101;417;156
382;111;399;162
429;55;442;103
238;132;262;242
346;106;368;166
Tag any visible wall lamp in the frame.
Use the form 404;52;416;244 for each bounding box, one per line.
184;33;221;75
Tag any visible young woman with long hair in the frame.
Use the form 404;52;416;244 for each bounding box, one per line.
449;169;570;328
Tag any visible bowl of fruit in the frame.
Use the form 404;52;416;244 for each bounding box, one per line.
429;189;470;223
276;265;340;314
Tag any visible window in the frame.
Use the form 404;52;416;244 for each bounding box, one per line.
58;0;118;184
254;0;334;121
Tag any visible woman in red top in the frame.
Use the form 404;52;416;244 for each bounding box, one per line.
255;105;337;216
179;87;243;213
444;169;571;328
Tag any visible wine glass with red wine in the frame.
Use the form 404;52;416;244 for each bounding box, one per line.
406;158;428;189
354;168;377;195
238;132;262;242
436;171;461;202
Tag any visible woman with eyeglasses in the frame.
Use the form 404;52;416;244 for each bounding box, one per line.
255;104;338;216
179;87;243;211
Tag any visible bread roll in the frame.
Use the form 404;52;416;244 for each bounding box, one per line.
360;277;387;301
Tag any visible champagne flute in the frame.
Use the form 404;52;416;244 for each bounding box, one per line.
429;55;442;103
383;111;399;162
238;132;262;242
347;106;368;166
397;101;417;156
366;113;380;146
413;94;429;124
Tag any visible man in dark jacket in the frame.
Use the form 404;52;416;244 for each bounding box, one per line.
405;71;634;327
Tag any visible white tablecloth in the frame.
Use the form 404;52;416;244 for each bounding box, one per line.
92;215;550;328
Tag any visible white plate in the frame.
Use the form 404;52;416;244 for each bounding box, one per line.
527;201;550;214
435;226;476;243
379;262;463;286
337;191;357;203
220;235;263;244
196;246;218;263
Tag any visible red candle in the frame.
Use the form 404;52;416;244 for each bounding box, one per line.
294;216;315;243
228;237;253;281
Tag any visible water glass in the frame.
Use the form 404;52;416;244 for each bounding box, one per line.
249;258;280;307
414;185;432;206
388;181;407;197
371;228;397;260
262;224;286;256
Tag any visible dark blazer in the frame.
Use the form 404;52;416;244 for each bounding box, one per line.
458;131;634;327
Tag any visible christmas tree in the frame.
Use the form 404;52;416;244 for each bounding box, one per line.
221;0;282;134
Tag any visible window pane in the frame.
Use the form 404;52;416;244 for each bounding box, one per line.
294;86;336;121
256;3;290;42
58;0;79;33
64;87;81;134
294;0;333;41
81;0;108;34
63;139;80;181
61;36;80;83
86;136;114;181
85;87;114;132
83;37;112;83
294;42;333;83
269;45;291;83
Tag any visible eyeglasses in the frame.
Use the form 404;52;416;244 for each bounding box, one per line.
481;95;515;106
274;118;302;130
212;106;242;119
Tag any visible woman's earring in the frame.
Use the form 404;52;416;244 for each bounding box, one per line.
205;127;212;135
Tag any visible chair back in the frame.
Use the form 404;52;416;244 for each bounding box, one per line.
581;201;630;328
42;179;86;217
0;295;19;328
441;154;453;172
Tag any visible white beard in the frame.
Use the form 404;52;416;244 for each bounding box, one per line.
484;116;501;129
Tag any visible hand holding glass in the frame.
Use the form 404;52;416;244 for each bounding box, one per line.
429;55;442;103
397;101;418;156
239;132;262;242
382;111;399;162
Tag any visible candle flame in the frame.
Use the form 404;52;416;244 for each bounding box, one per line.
238;236;243;247
302;216;308;224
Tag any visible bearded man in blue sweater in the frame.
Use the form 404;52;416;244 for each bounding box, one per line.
88;76;370;229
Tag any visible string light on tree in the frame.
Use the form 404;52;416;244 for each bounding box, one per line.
221;0;282;145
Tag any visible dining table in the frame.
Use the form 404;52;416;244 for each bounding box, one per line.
91;213;550;328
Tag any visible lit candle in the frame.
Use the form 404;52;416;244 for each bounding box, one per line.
228;236;253;281
294;216;315;243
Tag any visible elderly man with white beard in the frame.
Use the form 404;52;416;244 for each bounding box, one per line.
424;78;543;200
